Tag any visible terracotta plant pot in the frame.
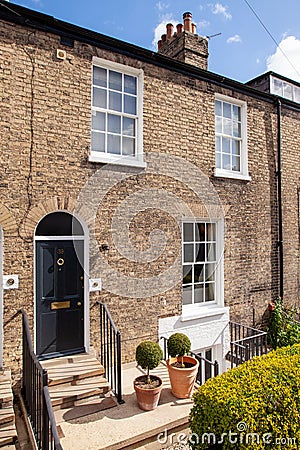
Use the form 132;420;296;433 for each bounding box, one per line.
167;355;199;398
134;375;163;411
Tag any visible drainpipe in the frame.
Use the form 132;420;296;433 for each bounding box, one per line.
276;99;284;299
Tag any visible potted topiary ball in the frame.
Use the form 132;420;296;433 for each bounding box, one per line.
166;332;199;399
134;340;163;410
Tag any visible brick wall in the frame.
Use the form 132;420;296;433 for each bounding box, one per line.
0;19;299;371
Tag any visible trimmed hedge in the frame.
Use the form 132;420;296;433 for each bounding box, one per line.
190;345;300;449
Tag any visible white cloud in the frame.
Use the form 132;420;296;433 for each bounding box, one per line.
267;36;300;82
210;3;232;20
198;20;210;29
156;2;169;12
227;34;241;44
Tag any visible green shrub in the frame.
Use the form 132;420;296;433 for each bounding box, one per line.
190;345;300;449
167;332;191;359
268;298;300;349
136;340;163;383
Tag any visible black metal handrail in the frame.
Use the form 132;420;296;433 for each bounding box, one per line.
160;336;219;385
21;309;62;450
98;302;123;404
227;321;268;368
190;351;219;385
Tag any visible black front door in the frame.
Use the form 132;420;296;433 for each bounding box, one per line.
36;240;84;358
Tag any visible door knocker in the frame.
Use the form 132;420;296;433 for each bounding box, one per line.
57;258;65;266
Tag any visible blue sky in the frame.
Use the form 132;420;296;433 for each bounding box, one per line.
5;0;300;83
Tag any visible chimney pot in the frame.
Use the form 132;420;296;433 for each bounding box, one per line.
161;34;167;43
192;23;197;34
166;23;174;40
157;39;162;50
183;11;193;33
176;23;183;34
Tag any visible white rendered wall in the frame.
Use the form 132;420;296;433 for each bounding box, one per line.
159;306;230;373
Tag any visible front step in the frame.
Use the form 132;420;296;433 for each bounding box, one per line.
49;376;110;410
41;353;115;413
42;353;105;386
0;371;17;447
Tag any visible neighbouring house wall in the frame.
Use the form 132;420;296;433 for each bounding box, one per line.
0;17;299;373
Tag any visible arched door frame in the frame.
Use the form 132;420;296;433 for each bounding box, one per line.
34;210;90;356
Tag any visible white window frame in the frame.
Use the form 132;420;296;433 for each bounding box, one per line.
182;219;224;316
89;57;145;168
270;75;300;104
214;94;250;181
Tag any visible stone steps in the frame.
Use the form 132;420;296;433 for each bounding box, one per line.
0;371;17;447
41;353;116;415
42;353;105;386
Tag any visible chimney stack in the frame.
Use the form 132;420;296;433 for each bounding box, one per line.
157;12;209;70
183;12;192;33
166;23;174;40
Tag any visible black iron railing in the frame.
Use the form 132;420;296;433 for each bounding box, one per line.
160;336;219;385
190;351;219;385
21;309;62;450
227;321;268;368
98;302;123;404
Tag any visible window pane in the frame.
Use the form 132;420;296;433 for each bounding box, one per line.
93;67;107;87
107;134;121;154
122;137;135;156
216;152;221;169
232;140;240;155
194;284;204;303
109;70;122;91
93;87;106;108
183;285;192;305
184;244;194;263
215;116;222;133
195;223;205;241
183;223;193;242
109;91;122;112
232;105;240;121
207;223;216;241
232;156;240;172
124;75;137;95
233;121;241;138
124;95;137;115
215;136;221;152
223;154;230;170
205;283;215;301
215;100;222;116
222;137;230;153
283;82;293;100
108;114;121;133
223;102;231;118
207;243;216;262
223;118;232;136
206;263;215;282
194;264;204;283
294;86;300;103
272;78;283;96
183;265;192;285
123;117;135;136
195;243;205;262
92;132;105;152
92;111;105;131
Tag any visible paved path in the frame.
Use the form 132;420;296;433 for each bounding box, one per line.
57;362;193;450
